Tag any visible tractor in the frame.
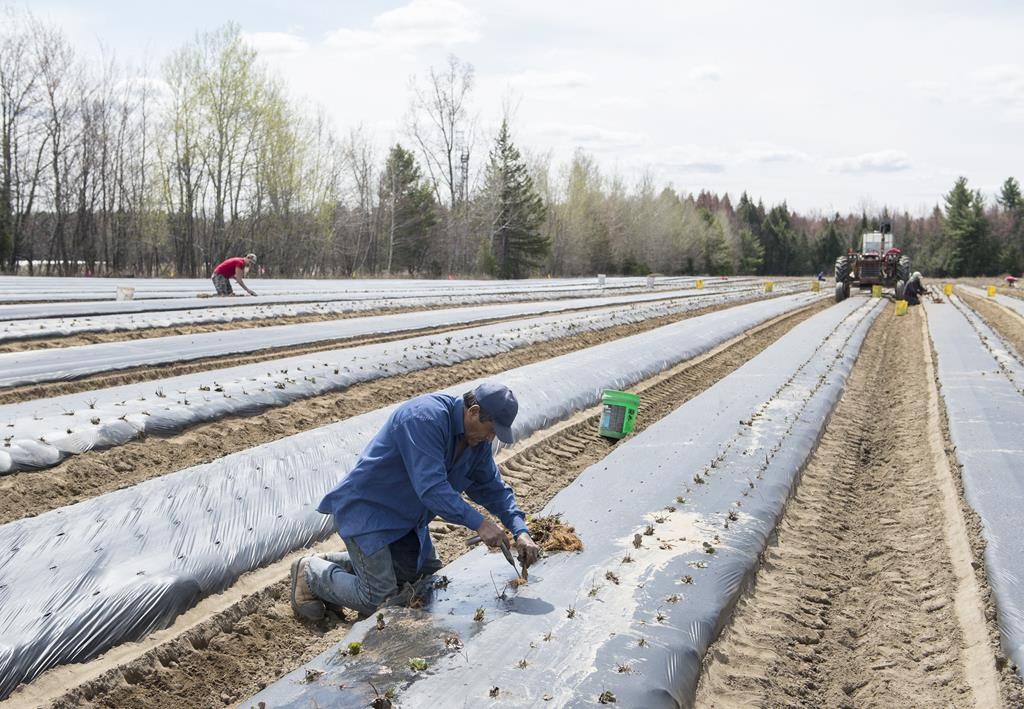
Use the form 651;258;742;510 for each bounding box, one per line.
834;221;911;302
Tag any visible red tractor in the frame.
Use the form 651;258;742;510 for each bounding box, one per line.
834;221;911;302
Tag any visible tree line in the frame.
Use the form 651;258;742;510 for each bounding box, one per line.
1;12;1021;279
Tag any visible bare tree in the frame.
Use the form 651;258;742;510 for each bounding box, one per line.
408;54;475;274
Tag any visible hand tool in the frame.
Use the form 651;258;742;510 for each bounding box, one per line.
465;534;521;577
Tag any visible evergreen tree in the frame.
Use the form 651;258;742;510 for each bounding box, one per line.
760;204;796;274
380;144;437;275
998;177;1023;274
481;120;549;278
815;215;844;273
944;177;990;276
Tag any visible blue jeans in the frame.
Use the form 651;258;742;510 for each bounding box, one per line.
305;530;440;616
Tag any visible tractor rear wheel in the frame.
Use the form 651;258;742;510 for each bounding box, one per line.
835;280;850;302
895;279;906;300
835;255;851;283
896;255;911;283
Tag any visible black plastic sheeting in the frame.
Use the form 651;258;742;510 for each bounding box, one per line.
243;297;882;709
927;295;1024;675
0;292;817;699
0;289;815;474
0;285;773;388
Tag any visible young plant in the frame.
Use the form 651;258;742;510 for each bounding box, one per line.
473;607;485;622
376;613;386;631
598;690;617;703
346;641;362;656
409;657;428;672
566;605;577;619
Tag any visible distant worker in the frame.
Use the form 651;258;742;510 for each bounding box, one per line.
211;253;257;296
904;271;926;305
1008;275;1018;288
290;383;541;620
815;271;826;281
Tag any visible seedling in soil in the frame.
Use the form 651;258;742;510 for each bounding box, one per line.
566;605;577;619
409;657;428;672
727;510;739;522
637;636;648;647
703;542;716;555
632;534;643;549
432;575;450;590
345;641;362;655
598;690;617;703
605;570;620;585
616;663;633;674
489;687;500;698
654;516;666;524
368;681;394;709
666;594;680;603
473;607;485;622
587;583;601;598
664;505;676;513
675;495;686;504
643;524;655;536
693;473;706;485
543;631;554;642
689;560;708;569
516;658;529;669
376;613;386;631
302;668;323;683
659;542;674;550
681;575;694;584
655;609;666;623
621;554;633;564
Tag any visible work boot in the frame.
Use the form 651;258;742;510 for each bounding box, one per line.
290;556;325;621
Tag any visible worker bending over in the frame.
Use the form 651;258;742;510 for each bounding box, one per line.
904;271;926;305
211;253;257;296
291;382;541;620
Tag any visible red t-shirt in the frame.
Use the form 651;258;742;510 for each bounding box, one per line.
214;257;247;278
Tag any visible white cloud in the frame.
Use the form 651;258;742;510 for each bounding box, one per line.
241;31;309;55
654;144;729;173
742;145;810;164
830;150;912;173
371;0;482;48
536;123;645;149
506;70;590;90
970;64;1024;111
323;28;382;50
687;64;721;83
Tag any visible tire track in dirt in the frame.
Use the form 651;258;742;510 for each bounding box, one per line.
0;296;817;526
25;299;827;709
695;305;1017;708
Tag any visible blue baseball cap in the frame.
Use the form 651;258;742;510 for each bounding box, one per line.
473;382;518;444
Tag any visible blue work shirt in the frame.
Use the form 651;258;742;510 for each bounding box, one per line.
317;393;528;572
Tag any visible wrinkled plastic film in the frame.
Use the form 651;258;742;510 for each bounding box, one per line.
0;291;822;473
927;296;1024;675
0;284;798;388
242;297;881;708
0;292;818;698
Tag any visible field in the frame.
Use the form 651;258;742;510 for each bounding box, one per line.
1;275;1022;709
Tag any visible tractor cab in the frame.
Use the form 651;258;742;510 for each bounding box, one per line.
834;221;911;302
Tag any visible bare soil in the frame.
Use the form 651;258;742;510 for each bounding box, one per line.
0;295;811;525
958;289;1024;357
694;304;1022;707
21;299;825;709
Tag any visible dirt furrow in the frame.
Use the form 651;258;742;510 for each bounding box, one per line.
0;296;820;526
695;305;1019;708
958;289;1024;358
24;298;826;709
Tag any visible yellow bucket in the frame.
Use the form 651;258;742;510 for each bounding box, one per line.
987;286;997;297
943;284;953;296
871;285;882;298
695;279;704;289
763;281;774;293
811;280;821;292
895;300;908;316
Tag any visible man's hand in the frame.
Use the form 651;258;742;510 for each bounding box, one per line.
515;533;541;568
475;519;507;548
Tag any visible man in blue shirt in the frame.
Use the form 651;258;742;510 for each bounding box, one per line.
291;382;541;620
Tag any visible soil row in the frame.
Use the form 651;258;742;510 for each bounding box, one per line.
29;298;825;709
694;305;1023;707
0;295;811;525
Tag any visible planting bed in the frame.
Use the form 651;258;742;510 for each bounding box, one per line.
0;277;1021;709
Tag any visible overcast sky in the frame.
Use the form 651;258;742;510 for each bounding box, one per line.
24;0;1024;215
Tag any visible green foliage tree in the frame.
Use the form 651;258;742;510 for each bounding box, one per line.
943;177;991;276
760;204;797;274
481;120;548;278
815;215;844;273
380;143;437;275
998;177;1023;274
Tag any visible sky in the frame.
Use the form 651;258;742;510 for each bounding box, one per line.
19;0;1024;215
